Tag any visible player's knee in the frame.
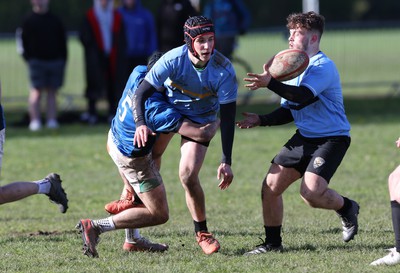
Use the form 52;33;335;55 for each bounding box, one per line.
151;208;169;225
300;186;320;207
264;177;282;196
179;169;199;189
388;167;400;189
157;212;169;225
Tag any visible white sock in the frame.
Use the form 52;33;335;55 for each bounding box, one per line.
92;216;116;233
35;178;51;194
125;228;141;242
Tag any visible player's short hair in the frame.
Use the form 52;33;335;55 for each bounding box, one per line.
183;16;215;56
147;51;164;71
286;11;325;36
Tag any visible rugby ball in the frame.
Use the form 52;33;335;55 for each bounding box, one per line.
266;49;309;81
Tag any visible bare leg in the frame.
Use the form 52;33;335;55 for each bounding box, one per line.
46;88;58;122
112;183;169;228
0;182;38;204
178;119;220;143
262;164;301;226
389;165;400;203
300;172;344;210
152;133;174;170
28;87;41;123
179;139;208;222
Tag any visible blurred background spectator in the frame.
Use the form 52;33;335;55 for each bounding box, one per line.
16;0;67;131
156;0;198;52
203;0;251;60
79;0;126;124
118;0;157;84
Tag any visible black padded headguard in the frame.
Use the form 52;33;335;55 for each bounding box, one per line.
183;16;215;57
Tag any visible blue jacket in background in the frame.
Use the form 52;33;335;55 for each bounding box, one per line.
203;0;251;38
118;0;157;58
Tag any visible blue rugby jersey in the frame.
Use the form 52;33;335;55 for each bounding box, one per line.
144;45;238;124
111;66;147;157
281;51;351;137
110;65;182;157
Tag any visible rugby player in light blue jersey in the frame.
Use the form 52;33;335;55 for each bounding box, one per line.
237;11;360;255
133;16;238;254
76;52;220;258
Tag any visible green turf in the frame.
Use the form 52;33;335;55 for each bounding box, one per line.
0;30;399;272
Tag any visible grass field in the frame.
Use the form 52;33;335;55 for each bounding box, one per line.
0;30;400;272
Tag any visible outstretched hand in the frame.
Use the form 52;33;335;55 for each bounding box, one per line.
217;163;233;190
396;137;400;148
244;63;272;90
236;112;261;129
133;125;156;148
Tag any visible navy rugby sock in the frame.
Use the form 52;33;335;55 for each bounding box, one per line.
391;201;400;252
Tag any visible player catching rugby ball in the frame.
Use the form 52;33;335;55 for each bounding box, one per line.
236;11;360;255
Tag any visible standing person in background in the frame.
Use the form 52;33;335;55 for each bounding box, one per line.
79;0;126;124
370;137;400;266
236;11;359;255
0;81;68;213
118;0;158;84
203;0;251;60
156;0;198;52
17;0;67;131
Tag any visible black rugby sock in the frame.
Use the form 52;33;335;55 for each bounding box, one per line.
194;220;208;233
264;225;282;246
336;196;352;215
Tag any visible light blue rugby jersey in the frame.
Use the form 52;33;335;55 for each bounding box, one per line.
281;51;351;138
144;45;238;124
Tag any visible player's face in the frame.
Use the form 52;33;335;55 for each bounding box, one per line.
193;34;215;63
288;27;311;52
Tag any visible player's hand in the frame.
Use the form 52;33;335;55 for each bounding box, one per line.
217;163;233;190
133;125;156;148
236;112;261;129
244;63;271;90
396;137;400;148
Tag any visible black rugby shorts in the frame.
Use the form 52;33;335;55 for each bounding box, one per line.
272;131;350;183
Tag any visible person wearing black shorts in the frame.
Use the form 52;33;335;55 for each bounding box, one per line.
236;11;359;254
